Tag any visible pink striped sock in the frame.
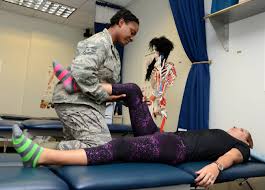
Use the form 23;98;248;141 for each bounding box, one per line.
52;61;80;94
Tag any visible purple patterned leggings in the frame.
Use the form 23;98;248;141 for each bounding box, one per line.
85;83;186;165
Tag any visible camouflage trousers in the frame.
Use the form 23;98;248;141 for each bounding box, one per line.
54;104;112;150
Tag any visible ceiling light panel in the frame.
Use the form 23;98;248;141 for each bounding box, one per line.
3;0;76;18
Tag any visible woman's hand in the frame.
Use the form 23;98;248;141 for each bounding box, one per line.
106;94;126;102
195;163;220;189
195;148;244;189
100;83;126;102
101;83;112;95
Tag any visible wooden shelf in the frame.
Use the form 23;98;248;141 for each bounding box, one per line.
205;0;265;51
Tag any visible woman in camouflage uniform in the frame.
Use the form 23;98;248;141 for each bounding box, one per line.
52;9;139;150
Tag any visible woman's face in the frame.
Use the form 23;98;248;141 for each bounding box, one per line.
227;127;250;146
117;19;139;45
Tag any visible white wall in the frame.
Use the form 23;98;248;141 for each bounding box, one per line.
204;1;265;153
0;10;84;117
124;0;191;132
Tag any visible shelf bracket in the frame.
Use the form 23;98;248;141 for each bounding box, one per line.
209;17;229;52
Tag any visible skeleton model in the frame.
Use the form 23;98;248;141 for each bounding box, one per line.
144;37;176;132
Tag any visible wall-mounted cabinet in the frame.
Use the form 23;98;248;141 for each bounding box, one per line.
205;0;265;51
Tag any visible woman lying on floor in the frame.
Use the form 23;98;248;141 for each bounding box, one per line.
12;83;253;188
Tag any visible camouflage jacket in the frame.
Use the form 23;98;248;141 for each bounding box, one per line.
52;29;121;114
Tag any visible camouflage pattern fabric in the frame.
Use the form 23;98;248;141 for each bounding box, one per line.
52;29;120;149
52;28;121;115
55;104;112;150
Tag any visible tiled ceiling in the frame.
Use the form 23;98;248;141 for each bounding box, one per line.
0;0;134;29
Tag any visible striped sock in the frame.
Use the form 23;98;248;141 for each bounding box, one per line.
12;125;43;167
52;60;80;94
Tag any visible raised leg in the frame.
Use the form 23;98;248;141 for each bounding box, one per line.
112;83;158;136
53;61;79;94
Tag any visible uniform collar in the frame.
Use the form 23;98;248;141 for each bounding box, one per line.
103;28;114;47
